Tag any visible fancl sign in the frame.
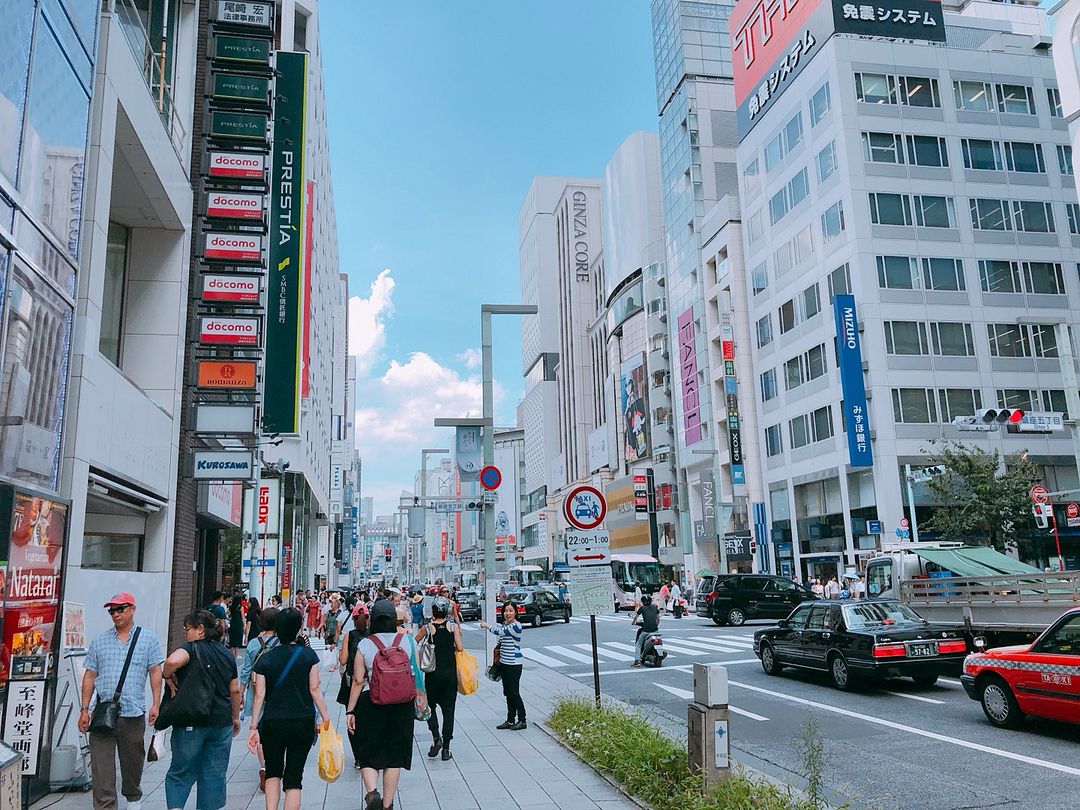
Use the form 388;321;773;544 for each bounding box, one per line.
207;151;266;180
202;273;260;303
193;450;254;480
206;191;264;220
203;231;262;262
199;316;260;346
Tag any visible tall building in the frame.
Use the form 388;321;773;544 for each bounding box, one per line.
734;0;1080;577
651;0;767;578
518;177;603;572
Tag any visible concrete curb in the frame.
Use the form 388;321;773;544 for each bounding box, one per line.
535;718;651;810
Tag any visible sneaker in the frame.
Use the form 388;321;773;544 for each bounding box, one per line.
495;720;515;730
441;745;452;761
364;789;382;810
631;662;642;668
510;720;527;730
427;736;442;758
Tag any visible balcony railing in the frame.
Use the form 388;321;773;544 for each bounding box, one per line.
104;0;188;160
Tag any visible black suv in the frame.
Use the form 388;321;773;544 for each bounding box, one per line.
696;574;814;626
456;589;481;621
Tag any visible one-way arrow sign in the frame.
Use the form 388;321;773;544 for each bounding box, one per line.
571;551;609;564
565;529;611;567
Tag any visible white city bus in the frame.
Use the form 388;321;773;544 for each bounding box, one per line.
611;553;662;610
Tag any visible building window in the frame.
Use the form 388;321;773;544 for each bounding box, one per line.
810;82;831;125
811;405;833;441
1067;203;1080;235
1023;261;1066;295
769;168;810;225
806;343;827;380
744;158;760;195
1042;389;1068;415
869;193;912;226
765;424;783;457
877;255;919;289
761;368;778;401
765;133;783;171
747;210;764;244
752;263;768;295
884;321;929;355
914;195;955;228
1048;87;1063;118
987;323;1031;357
898;75;940;107
779;299;796;334
1003;141;1045;174
1031;324;1058;357
970;198;1010;231
962;138;1003;171
1012;200;1054;233
998;389;1037;411
816;141;838;182
820;200;845;242
789;414;811;449
756;314;773;348
774;225;814;277
930;322;975;356
995;83;1036;115
784;113;803;152
785;346;828;391
82;534;144;571
862;131;903;164
800;284;820;322
765;113;804;171
954;80;992;112
827;263;851;300
101;223;129;366
892;388;937;423
784;354;803;389
1058;144;1074;176
938;389;983;422
906;135;948;167
856;72;895;105
922;257;965;291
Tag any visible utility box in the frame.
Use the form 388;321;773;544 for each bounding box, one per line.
694;662;728;707
0;741;21;810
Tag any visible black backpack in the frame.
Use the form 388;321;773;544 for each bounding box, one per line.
155;643;214;730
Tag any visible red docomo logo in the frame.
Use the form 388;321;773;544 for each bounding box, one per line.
210;236;258;248
213;154;261;167
207;278;256;290
205;321;254;333
210;195;259;208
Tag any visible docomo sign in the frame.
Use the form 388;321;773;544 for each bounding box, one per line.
199;316;260;345
731;0;824;105
208;151;266;180
202;273;260;303
206;190;264;220
204;231;262;262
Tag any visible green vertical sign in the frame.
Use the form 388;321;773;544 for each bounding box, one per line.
263;51;307;434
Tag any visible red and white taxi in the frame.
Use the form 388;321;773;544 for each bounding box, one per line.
962;607;1080;728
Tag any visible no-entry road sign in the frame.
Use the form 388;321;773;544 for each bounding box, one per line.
1030;484;1050;504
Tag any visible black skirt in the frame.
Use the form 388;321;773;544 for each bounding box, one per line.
352;691;414;770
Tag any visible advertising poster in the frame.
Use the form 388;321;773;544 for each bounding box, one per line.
62;602;85;651
493;446;519;546
619;354;650;462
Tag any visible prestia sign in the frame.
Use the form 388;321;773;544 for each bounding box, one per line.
197;360;257;388
206;190;264;220
202;273;261;303
207;151;266;180
199;316;260;346
203;231;263;262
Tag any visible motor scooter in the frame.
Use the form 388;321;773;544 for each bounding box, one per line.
639;630;666;668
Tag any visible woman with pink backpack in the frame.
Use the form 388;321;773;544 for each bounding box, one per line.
345;599;423;810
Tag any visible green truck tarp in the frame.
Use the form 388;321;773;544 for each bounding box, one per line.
911;546;1041;577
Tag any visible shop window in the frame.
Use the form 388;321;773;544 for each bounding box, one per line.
83;534;144;571
101;222;129;365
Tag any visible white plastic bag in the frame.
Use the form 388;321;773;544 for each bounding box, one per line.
147;729;168;763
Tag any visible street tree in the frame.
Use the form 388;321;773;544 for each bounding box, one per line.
920;440;1039;554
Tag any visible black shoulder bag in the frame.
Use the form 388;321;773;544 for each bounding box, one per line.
89;627;142;734
155;642;215;730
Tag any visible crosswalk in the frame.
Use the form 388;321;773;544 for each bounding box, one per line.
520;633;756;670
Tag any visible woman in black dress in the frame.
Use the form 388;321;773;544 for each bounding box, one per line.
415;597;463;760
245;597;263;645
228;593;247;656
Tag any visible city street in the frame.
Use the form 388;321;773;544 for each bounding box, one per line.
461;612;1080;810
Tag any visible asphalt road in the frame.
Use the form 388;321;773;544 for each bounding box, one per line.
461;610;1080;810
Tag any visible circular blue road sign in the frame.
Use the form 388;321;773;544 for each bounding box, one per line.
480;465;502;491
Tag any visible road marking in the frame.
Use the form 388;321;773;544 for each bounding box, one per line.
566;658;760;677
574;643;634;661
543;645;596;664
603;641;645;654
728;679;1080;778
694;635;754;647
521;648;566;668
569;616;590;624
658;641;722;658
939;677;963;687
664;638;747;654
653;683;769;721
881;690;946;705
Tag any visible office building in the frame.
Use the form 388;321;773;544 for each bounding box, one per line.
734;0;1080;578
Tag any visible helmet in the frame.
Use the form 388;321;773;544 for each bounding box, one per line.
641;594;652;606
432;597;450;618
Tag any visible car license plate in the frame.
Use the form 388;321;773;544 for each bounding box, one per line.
907;643;936;658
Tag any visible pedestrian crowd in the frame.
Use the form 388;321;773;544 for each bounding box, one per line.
801;573;867;599
79;580;527;810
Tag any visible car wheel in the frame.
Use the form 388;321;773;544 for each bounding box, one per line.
828;653;857;691
726;607;746;627
760;642;783;676
912;674;938;688
532;613;542;628
980;676;1024;729
563;610;570;623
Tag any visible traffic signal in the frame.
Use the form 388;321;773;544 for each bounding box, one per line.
1032;502;1052;529
976;408;1024;425
384;547;392;563
464;500;485;511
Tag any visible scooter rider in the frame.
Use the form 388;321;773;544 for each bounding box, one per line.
630;594;660;668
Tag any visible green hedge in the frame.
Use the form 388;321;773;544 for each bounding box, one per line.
548;695;815;810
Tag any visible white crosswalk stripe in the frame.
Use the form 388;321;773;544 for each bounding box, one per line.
543;645;596;664
521;648;567;668
658;641;718;657
662;638;745;654
574;643;634;662
692;635;753;648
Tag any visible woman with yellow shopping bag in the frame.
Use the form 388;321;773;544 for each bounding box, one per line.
415;597;463;760
247;608;331;810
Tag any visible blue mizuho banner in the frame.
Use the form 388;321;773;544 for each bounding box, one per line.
833;295;873;467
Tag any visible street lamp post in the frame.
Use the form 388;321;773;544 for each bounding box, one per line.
420;448;449;582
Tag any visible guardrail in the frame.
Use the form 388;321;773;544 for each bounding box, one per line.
900;570;1080;607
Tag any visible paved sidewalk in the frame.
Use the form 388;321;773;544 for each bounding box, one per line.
34;641;637;810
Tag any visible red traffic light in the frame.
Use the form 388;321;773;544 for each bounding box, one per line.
384;549;391;561
1008;409;1025;424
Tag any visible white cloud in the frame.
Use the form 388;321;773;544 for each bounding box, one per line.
457;348;482;369
348;269;395;375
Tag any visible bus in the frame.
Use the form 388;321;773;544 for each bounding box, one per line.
611;553;662;610
509;565;547;587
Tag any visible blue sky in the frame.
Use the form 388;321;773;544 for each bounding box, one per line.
321;1;658;515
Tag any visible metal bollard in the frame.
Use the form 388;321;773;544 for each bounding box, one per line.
687;663;731;787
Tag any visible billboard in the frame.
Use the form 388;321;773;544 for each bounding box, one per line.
732;0;945;138
203;231;262;262
833;295;873;467
263;50;308;433
199;316;259;346
619;354;650;462
677;308;703;446
192;451;254;480
202;273;260;303
603;476;652;554
197;360;257;388
493;446;519;546
242;477;281;535
207;151;266;180
205;190;264;220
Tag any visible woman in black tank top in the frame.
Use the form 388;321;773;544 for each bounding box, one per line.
416;598;464;760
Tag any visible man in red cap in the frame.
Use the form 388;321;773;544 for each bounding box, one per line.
79;592;163;810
